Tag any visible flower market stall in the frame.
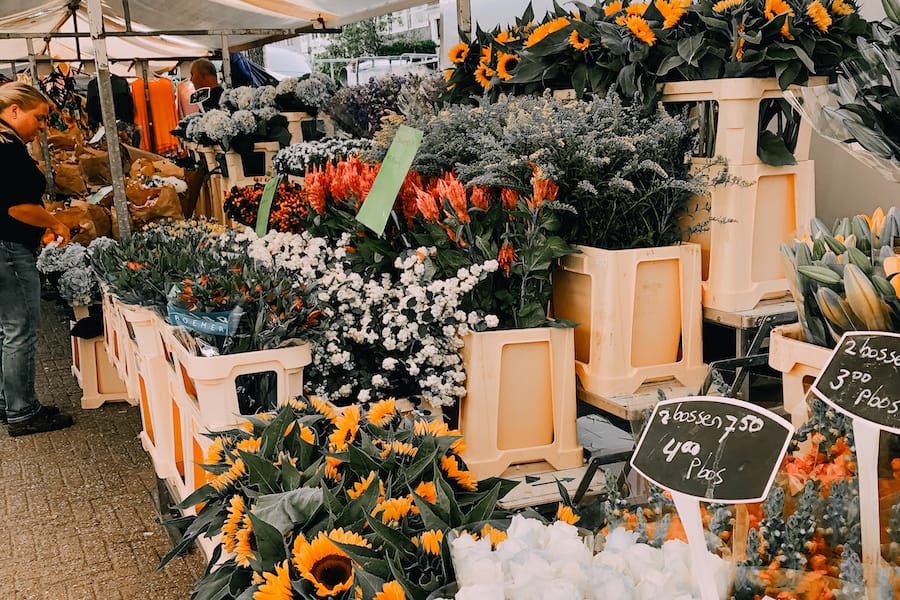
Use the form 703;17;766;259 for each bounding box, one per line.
12;0;900;598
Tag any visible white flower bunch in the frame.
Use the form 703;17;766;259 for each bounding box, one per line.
231;110;258;136
37;242;88;274
192;109;237;144
450;518;732;600
220;86;256;111
294;74;335;110
272;138;373;176
59;266;98;306
146;175;188;194
252;85;277;109
244;229;499;406
275;77;299;98
252;106;279;122
87;236;117;256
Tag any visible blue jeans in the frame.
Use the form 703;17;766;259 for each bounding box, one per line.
0;240;41;423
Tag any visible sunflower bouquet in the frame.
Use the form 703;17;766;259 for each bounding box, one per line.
162;398;516;600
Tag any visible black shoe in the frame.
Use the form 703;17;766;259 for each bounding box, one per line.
0;405;60;424
7;406;73;437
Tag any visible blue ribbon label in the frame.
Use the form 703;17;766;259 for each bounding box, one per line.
167;304;234;336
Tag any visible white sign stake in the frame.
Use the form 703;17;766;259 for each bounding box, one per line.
851;417;882;600
672;492;720;600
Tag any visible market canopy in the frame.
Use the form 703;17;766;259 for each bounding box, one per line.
0;0;434;61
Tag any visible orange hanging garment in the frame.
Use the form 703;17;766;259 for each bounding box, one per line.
131;78;180;154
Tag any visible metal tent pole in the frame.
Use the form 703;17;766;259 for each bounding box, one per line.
137;59;156;153
26;38;55;200
87;0;130;239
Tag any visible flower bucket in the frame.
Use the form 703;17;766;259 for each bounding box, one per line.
681;159;815;312
108;298;145;405
768;323;832;428
661;77;827;166
159;322;311;432
283;111;315;144
70;321;129;409
458;327;583;480
551;243;705;397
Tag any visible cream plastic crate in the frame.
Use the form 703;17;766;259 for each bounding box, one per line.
459;327;583;480
159;323;311;432
661;77;827;165
101;292;125;375
768;323;832;428
552;243;706;396
71;306;129;409
109;299;144;405
682;160;816;312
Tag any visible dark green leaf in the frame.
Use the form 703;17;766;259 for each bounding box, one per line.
239;450;281;495
365;514;418;554
246;511;287;573
252;487;324;535
463;481;503;524
758;130;797;166
677;34;706;67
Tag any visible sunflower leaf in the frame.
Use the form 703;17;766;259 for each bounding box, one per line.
257;408;295;457
239;450;280;494
365;513;418;555
246;511;287;573
351;566;388;600
411;490;450;531
190;563;235;600
463;481;503;524
252;487;324;535
386;550;427;600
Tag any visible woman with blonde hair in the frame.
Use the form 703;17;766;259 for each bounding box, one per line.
0;81;74;436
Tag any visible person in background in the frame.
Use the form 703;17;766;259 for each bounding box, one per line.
0;82;75;436
189;58;223;112
176;61;199;120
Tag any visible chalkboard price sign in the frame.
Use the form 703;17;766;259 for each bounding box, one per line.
811;332;900;434
630;397;794;502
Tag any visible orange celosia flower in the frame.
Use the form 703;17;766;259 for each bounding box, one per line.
448;42;469;64
438;176;470;223
498;241;517;275
415;187;440;222
806;0;832;31
604;0;624;16
524;17;571;47
569;30;590;50
624;15;657;45
469;186;490;210
530;167;559;207
500;188;520;209
495;52;520;80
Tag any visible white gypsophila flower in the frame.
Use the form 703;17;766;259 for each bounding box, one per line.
357;389;371;402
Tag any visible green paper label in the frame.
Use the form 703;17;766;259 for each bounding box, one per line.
356;125;423;236
256;175;283;238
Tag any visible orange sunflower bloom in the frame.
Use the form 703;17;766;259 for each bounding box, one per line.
414;481;438;503
765;0;795;38
440;455;478;491
252;561;293;600
604;0;624;16
524;17;571;47
235;515;255;567
347;471;377;500
495;52;520;80
367;398;396;426
292;530;370;598
210;458;246;492
222;495;246;554
444;69;453;82
372;495;416;524
624;15;657;45
236;437;262;454
556;503;581;525
655;0;688;28
480;523;508;548
378;440;418;459
328;405;360;451
831;0;854;14
569;30;590;50
413;530;445;555
495;30;520;43
712;0;743;11
374;581;406;600
448;42;469;64
474;63;495;89
626;2;650;15
806;0;832;30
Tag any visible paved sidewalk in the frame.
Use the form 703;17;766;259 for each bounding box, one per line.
0;301;206;599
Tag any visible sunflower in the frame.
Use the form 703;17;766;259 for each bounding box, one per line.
292;531;367;598
378;440;418;459
765;0;795;38
374;581;406;600
252;561;293;600
475;64;495;89
495;52;520;81
372;495;416;524
712;0;744;11
366;398;396;426
328;405;360;451
324;456;343;482
806;0;832;30
655;0;688;28
440;455;478;491
414;481;437;503
626;2;650;15
448;42;470;64
205;436;229;464
480;523;508;548
236;437;262;454
414;530;444;555
309;396;338;423
210;458;246;492
569;30;590;50
495;31;520;43
235;515;255;567
604;0;624;16
830;0;854;14
347;471;377;500
524;17;571;47
285;398;308;412
624;15;657;45
299;425;315;444
444;69;453;82
222;495;247;553
556;504;581;525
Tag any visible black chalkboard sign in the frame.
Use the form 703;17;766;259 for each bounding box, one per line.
811;332;900;434
630;397;794;502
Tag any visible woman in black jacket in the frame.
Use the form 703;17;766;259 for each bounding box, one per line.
0;81;75;436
